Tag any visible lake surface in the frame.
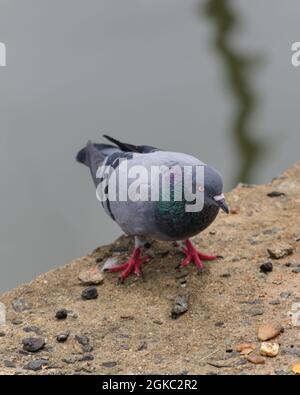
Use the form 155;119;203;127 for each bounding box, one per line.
1;0;300;292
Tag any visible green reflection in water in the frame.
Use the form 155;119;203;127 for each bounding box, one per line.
201;0;262;184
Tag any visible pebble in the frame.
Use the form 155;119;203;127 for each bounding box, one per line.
274;370;289;375
260;262;273;274
292;363;300;374
81;286;98;300
24;359;48;371
62;356;77;364
257;322;282;341
55;309;68;320
102;361;117;368
280;291;291;299
263;227;282;235
235;343;255;353
267;191;286;198
292;266;300;273
269;299;281;305
260;342;279;357
137;341;147;351
0;332;6;337
248;308;264;316
215;321;225;328
4;360;16;368
75;335;90;346
56;331;70;343
79;354;94;361
240;348;254;356
220;272;231;278
11;298;31;313
75;334;93;352
267;245;293;259
246;354;265;365
22;337;45;353
171;295;188;319
78;266;104;285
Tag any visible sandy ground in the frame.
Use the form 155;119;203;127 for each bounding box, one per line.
1;163;300;375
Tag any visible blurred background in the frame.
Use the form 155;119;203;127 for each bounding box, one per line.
0;0;299;292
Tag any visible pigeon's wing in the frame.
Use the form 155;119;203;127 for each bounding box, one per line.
107;150;205;238
77;138;205;238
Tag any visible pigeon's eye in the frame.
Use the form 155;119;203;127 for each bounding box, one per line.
198;185;204;192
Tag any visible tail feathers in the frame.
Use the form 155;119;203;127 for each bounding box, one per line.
103;134;140;152
103;134;159;154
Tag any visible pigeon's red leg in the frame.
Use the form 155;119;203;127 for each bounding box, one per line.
181;239;217;271
109;247;150;282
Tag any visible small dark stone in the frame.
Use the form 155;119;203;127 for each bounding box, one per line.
22;337;45;353
75;335;93;352
260;262;273;274
56;331;70;343
263;227;281;235
137;341;147;351
285;262;292;267
62;356;77;364
79;354;94;362
102;361;117;368
248;308;264;316
55;309;68;320
24;359;48;371
4;360;16;368
81;286;98;300
220;272;231;278
154;354;164;364
269;299;281;305
82;344;94;353
292;266;300;273
267;191;286;198
75;335;90;346
0;332;6;337
215;321;225;328
11;298;31;313
274;370;290;375
171;295;188;319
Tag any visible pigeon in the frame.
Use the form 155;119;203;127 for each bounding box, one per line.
77;135;229;282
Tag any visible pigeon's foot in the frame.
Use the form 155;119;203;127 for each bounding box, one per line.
181;239;217;271
108;247;150;283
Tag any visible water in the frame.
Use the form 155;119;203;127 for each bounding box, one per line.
0;0;299;292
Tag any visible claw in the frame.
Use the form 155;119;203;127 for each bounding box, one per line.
181;239;218;271
109;247;149;282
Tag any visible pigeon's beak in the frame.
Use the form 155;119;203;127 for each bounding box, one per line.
213;194;229;214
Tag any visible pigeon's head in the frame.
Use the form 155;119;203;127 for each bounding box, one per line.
202;166;229;214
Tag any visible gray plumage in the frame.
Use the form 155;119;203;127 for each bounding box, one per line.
77;136;228;242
